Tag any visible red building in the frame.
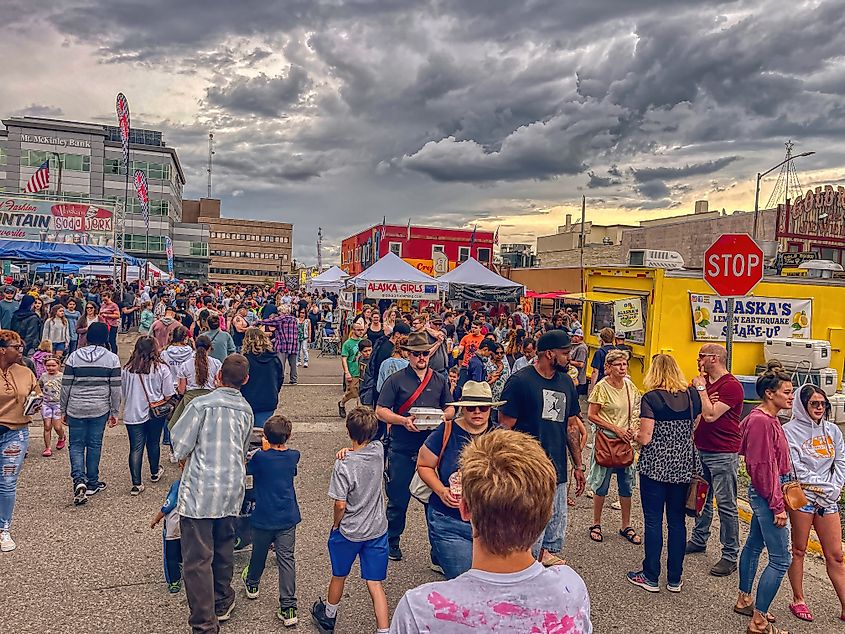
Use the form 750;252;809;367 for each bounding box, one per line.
340;224;495;276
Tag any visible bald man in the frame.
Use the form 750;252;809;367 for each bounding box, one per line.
686;343;744;578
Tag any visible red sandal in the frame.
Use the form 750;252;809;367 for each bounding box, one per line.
788;602;813;622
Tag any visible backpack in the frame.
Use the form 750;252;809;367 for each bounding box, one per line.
359;336;390;406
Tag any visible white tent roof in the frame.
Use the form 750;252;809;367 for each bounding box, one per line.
310;265;349;283
438;257;523;288
349;252;440;288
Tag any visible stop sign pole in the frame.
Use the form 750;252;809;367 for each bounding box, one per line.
703;234;765;371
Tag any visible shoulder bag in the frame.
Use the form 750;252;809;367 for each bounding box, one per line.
594;380;635;468
782;438;809;511
409;420;453;504
684;388;710;517
397;368;433;416
139;369;175;419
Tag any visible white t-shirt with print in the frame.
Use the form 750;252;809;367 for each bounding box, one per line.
121;363;177;425
176;353;222;391
390;561;592;633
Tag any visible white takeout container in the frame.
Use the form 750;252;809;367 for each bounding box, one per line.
409;407;444;430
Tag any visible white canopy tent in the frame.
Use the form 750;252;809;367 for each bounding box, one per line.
306;265;349;293
438;257;524;302
348;252;441;288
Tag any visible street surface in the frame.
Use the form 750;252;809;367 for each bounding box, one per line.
5;337;842;633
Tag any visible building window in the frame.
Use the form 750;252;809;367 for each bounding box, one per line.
105;158;122;175
22;150;90;172
432;244;444;258
190;242;208;257
0;147;6;166
389;242;402;257
477;247;491;263
458;246;470;262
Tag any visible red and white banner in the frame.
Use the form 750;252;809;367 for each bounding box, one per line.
133;169;149;227
115;93;131;173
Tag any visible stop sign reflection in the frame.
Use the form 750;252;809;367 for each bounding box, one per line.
703;234;764;297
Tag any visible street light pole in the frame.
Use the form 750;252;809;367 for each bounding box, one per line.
50;152;63;196
752;150;815;240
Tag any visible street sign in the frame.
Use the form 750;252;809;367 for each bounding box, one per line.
703;234;764;297
702;234;764;372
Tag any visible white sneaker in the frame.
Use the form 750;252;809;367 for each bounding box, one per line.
0;530;16;552
304;363;309;368
169;452;179;464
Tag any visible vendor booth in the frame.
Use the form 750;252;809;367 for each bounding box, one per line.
0;239;141;266
438;257;524;303
348;252;442;299
306;265;349;293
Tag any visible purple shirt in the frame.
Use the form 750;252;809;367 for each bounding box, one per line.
259;315;298;354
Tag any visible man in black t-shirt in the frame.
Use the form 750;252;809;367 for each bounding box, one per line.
376;331;455;562
499;330;585;564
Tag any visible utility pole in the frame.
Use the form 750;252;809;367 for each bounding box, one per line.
207;132;214;198
50;152;63;196
580;196;586;294
317;227;323;271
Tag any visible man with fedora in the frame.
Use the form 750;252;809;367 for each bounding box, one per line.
376;330;455;563
499;330;585;566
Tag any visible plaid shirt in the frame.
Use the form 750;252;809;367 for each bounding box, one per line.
259;314;299;354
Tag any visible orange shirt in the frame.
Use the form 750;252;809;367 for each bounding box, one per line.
459;333;484;368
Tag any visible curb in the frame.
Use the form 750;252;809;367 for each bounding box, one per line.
736;498;829;557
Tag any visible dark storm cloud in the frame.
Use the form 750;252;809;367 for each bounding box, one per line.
205;66;312;117
632;157;739;183
11;104;64;118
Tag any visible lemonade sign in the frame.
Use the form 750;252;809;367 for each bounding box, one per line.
613;298;643;333
690;293;812;342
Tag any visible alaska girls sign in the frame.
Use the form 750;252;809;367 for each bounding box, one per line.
690;293;812;342
0;196;114;246
365;281;439;300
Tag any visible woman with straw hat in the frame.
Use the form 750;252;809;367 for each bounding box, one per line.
416;380;502;579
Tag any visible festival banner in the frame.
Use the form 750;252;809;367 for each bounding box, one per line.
133;169;149;228
115;93;131;173
164;236;174;275
0;195;114;245
365;281;439;300
613;298;643;333
689;293;812;342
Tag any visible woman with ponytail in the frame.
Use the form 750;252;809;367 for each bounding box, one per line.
169;335;222;426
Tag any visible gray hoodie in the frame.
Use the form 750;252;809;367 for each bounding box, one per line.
161;344;194;387
60;344;122;419
784;395;845;507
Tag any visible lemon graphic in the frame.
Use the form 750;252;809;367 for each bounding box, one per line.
694;307;710;325
792;312;809;328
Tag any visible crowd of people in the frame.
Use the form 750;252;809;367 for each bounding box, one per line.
2;277;845;633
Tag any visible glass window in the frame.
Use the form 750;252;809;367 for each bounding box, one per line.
458;246;470;262
389;242;402;257
149;163;165;179
162;164;171;180
190;242;208;257
132;160;149;174
0;147;6;166
105;158;121;174
477;247;491;263
588;296;648;346
62;154;83;171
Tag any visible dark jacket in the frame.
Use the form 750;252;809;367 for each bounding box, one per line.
241;351;283;414
11;308;43;355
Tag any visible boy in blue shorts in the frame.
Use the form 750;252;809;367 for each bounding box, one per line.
311;407;389;633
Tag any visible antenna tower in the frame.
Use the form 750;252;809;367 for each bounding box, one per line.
317;227;323;270
207;132;215;198
765;139;804;209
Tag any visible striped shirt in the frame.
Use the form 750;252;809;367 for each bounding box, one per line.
170;387;254;519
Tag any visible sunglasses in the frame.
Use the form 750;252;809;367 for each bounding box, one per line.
465;405;491;413
808;400;827;408
409;350;430;357
1;344;23;351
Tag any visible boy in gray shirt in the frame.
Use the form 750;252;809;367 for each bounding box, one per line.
311;407;389;634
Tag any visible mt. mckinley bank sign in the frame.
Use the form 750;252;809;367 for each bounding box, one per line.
0;196;114;246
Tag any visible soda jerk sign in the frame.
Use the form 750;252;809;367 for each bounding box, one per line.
777;184;845;245
689;293;812;342
0;196;114;245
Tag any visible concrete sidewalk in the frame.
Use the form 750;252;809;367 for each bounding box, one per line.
4;350;843;633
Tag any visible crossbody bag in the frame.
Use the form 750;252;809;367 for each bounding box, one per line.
139;370;175;419
594;380;635;468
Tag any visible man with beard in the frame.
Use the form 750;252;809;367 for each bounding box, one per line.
499;330;585;566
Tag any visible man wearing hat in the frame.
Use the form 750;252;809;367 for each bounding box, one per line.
376;330;455;563
0;286;20;330
569;329;589;411
499;330;585;566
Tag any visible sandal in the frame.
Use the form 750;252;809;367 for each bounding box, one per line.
589;524;603;542
745;625;788;634
619;527;642;545
788;603;813;622
567;497;576;507
540;552;566;567
734;605;776;623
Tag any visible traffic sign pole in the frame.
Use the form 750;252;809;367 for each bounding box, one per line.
725;297;735;371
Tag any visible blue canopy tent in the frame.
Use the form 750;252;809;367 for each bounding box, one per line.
35;263;81;274
0;239;142;266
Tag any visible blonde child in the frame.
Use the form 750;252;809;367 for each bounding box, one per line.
39;356;66;457
32;340;53;378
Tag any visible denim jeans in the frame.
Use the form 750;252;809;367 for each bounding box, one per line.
126;416;166;486
426;505;473;579
67;414;108;489
252;410;275;429
690;451;740;562
277;352;298;384
532;481;568;556
247;526;297;609
594;467;633;497
386;448;416;548
298;341;309;366
739;485;792;614
640;474;688;585
0;426;29;531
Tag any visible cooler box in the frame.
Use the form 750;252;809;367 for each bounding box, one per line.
735;375;761;402
754;365;839;397
763;338;831;370
830;394;845;424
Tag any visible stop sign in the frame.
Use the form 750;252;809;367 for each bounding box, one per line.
703;234;764;296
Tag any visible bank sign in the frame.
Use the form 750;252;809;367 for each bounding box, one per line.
0;196;114;246
365;281;439;300
690;293;812;342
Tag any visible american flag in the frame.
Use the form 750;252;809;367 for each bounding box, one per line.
494;225;500;245
24;161;50;193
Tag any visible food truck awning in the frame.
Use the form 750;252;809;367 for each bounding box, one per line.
566;291;640;303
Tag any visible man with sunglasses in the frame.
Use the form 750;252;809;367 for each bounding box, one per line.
686;343;744;578
376;331;455;563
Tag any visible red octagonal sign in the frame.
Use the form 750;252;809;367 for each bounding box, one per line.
703;234;764;297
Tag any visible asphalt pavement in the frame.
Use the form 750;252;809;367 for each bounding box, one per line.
4;336;843;633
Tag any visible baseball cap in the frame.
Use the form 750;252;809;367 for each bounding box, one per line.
537;330;572;352
572;328;584;337
393;322;411;335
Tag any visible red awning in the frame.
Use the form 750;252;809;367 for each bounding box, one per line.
525;290;568;299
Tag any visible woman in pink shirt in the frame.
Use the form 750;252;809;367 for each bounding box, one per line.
735;365;794;634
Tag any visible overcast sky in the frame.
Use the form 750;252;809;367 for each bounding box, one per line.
4;0;845;264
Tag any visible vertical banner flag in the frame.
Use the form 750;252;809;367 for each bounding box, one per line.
133;169;149;228
165;236;174;275
115;93;131;173
494;225;500;246
406;218;411;240
469;224;477;251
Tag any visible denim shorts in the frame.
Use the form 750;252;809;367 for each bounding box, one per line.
798;502;840;516
41;402;62;420
595;467;633;497
328;529;388;581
